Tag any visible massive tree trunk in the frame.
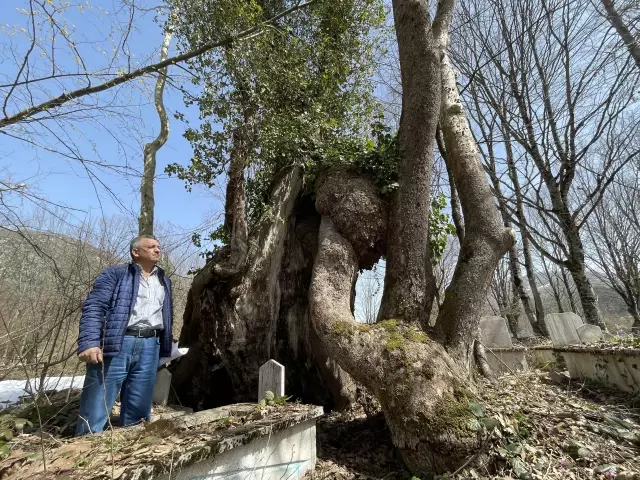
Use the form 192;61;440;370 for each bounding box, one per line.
378;0;442;325
309;54;512;474
171;167;354;410
175;1;513;475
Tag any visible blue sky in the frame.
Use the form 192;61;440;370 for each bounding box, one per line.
0;0;392;320
1;0;220;236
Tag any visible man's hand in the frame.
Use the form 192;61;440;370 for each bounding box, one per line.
78;347;103;364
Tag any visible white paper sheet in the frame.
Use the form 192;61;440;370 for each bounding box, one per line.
158;342;189;367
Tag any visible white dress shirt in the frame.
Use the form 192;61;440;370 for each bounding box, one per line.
127;266;165;330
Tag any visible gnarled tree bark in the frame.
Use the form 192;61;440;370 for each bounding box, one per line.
175;1;513;476
171;167;354;410
311;170;482;474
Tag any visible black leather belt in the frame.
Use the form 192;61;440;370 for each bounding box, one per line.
125;328;162;338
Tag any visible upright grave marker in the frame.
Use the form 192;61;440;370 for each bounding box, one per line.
576;324;603;344
544;312;583;346
259;359;285;402
480;316;513;348
479;316;527;373
153;368;172;406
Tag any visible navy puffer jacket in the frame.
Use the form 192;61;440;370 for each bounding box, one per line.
77;263;173;358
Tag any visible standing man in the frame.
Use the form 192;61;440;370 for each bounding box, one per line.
75;234;173;435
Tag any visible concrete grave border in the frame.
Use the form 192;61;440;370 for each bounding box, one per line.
2;403;323;480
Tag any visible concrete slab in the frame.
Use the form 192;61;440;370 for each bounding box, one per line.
528;347;555;367
4;402;324;479
486;350;528;374
157;418;317;480
556;349;640;392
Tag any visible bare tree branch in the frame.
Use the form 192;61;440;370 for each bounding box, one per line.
0;0;317;130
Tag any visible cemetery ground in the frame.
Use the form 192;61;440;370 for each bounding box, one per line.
0;368;639;479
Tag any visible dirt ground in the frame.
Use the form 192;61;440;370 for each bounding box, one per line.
1;370;639;479
307;371;640;479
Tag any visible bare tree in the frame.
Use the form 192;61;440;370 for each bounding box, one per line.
0;1;315;131
470;93;546;336
502;126;547;331
586;163;640;331
0;0;318;235
488;256;519;336
598;0;640;70
139;12;175;235
0;211;129;384
0;0;155;194
453;0;640;329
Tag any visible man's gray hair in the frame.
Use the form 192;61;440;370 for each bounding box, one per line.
130;234;157;259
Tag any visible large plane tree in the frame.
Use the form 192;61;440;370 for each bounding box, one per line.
169;0;512;475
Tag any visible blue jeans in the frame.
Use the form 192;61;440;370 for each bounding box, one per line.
75;336;160;435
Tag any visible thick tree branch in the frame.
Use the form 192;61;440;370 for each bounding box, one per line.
600;0;640;70
379;0;441;325
435;54;513;363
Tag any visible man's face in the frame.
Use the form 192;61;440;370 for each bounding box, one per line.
133;238;161;264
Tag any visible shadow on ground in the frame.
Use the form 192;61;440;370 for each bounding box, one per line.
308;410;408;479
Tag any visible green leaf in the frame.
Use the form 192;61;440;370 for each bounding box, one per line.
468;401;484;418
264;391;275;401
481;417;501;431
0;430;12;441
594;465;616;474
506;442;523;455
0;443;8;458
509;457;530;479
13;418;32;430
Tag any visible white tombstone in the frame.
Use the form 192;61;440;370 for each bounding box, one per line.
258;359;285;402
480;316;528;374
479;316;513;348
258;360;284;401
576;324;603;344
152;368;172;406
544;313;583;346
